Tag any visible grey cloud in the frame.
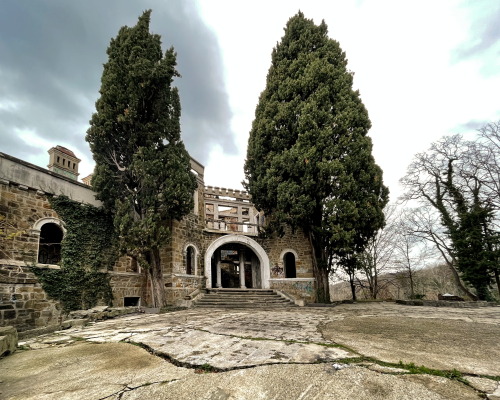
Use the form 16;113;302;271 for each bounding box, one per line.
452;3;500;76
454;119;491;133
0;0;235;168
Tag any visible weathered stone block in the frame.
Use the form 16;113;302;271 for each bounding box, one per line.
0;326;18;356
3;310;17;319
61;319;89;329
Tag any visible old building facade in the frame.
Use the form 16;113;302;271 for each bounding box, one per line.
0;148;316;331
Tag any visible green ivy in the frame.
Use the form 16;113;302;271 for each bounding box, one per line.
31;195;117;311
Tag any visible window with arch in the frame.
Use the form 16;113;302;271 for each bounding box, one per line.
284;252;296;278
38;223;63;264
186;245;196;275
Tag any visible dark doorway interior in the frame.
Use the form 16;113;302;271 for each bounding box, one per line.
38;223;63;264
284;252;296;278
211;244;256;288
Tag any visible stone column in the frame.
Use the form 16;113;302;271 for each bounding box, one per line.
216;250;222;288
239;251;246;288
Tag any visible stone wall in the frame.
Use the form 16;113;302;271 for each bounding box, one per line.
0;265;64;332
109;271;146;307
269;278;316;303
0;152;100;206
163;182;206;297
0;180;58;265
257;226;314;279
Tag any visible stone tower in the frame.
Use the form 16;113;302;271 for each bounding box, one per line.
47;146;80;181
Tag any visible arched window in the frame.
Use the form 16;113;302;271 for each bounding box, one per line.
38;223;63;264
284;252;296;278
186;245;196;275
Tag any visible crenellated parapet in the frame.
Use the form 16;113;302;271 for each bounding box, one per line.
203;186;251;201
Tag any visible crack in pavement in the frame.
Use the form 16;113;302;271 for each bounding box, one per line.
98;379;180;400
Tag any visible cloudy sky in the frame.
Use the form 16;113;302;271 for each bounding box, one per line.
0;0;499;200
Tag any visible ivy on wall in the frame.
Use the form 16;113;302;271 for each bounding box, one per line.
31;195;117;311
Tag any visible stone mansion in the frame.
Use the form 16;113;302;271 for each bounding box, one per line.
0;146;316;331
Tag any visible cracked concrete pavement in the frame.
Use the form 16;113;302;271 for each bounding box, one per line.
1;302;499;399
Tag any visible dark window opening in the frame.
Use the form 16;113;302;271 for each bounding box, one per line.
284;252;296;278
186;246;195;275
124;297;140;307
129;257;138;272
38;223;63;264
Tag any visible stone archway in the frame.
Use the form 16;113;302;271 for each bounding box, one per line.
204;235;270;289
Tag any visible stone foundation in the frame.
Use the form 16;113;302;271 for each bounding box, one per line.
0;265;65;332
109;272;146;307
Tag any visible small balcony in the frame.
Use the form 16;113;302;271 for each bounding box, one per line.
205;218;259;235
203;186;261;236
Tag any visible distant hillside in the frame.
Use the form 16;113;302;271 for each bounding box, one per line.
330;263;498;301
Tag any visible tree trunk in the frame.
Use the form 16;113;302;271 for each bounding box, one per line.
446;261;478;301
148;248;166;307
408;266;415;299
349;274;357;301
308;231;330;303
493;268;500;299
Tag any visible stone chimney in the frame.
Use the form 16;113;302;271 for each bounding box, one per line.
47;146;81;181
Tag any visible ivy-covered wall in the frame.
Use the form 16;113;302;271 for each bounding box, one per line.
32;196;117;311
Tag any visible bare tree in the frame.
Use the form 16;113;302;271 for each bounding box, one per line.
403;206;478;299
392;209;435;299
401;127;499;300
357;204;399;299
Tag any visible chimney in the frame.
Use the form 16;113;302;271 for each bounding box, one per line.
47;145;81;181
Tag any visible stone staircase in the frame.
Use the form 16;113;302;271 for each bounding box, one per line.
194;288;297;309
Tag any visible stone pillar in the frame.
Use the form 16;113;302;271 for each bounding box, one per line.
239;251;246;289
216;250;222;288
252;254;260;289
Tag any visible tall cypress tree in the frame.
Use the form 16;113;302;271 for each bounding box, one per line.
244;12;388;302
86;10;196;307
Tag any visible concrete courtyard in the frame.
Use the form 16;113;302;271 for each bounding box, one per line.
1;302;499;399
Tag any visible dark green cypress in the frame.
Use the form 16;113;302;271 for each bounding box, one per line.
86;10;196;307
244;12;388;302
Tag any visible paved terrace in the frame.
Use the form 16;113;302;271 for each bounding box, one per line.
1;302;499;399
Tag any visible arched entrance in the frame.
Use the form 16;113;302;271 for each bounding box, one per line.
204;235;270;289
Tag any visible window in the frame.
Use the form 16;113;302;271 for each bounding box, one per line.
284;252;296;278
38;223;63;264
186;245;195;275
124;297;140;307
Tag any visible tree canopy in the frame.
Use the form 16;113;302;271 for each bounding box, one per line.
244;12;388;302
86;10;196;307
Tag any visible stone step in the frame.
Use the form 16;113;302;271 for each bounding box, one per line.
206;289;275;294
197;299;291;305
194;302;297;309
201;295;289;300
194;289;297;309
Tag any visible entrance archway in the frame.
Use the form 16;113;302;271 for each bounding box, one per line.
204;235;270;289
